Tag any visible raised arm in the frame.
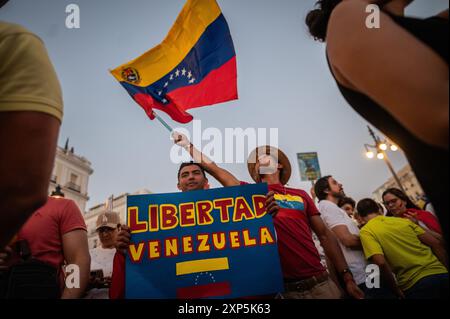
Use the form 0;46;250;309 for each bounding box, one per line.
172;132;240;187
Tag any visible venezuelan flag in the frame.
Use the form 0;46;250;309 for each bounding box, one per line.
110;0;238;124
274;194;305;211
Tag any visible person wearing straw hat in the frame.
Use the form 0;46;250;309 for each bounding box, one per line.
171;132;364;299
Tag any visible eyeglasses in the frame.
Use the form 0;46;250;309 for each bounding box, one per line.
383;198;399;207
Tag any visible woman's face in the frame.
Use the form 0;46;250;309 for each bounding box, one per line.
383;193;407;216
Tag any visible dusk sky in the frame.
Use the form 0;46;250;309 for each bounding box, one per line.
1;0;447;210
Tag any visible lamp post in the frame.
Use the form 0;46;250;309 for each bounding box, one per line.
50;184;65;198
364;126;406;194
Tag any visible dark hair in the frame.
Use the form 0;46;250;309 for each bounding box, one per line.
357;198;380;217
314;175;332;201
338;197;356;209
305;0;341;42
177;162;206;180
382;188;419;209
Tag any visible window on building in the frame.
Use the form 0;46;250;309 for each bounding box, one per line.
66;173;81;192
70;173;78;184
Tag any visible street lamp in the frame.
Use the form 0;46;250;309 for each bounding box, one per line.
51;184;65;198
390;144;398;152
364;126;406;193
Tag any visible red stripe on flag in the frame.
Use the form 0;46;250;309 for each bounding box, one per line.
168;56;238;111
132;57;237;123
176;282;231;299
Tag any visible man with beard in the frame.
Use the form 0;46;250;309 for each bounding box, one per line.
315;176;380;298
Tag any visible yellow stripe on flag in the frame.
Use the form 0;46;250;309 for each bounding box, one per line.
176;257;229;276
274;194;304;203
110;0;221;87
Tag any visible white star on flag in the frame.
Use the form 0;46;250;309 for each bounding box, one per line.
181;68;186;76
175;69;180;77
187;71;192;79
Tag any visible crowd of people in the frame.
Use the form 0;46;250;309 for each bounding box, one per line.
0;0;448;299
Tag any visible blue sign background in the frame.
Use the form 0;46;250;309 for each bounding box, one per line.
125;183;284;299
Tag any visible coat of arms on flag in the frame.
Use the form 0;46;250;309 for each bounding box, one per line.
110;0;238;124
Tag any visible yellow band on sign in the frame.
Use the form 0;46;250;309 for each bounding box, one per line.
176;257;229;275
110;0;221;87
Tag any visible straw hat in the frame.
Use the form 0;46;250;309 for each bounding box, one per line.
247;145;291;185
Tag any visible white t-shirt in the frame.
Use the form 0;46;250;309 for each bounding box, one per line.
90;246;116;277
318;200;367;285
85;246;116;299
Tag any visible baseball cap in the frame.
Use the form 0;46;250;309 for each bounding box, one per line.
96;212;120;230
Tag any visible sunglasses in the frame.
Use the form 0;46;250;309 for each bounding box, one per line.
97;227;115;233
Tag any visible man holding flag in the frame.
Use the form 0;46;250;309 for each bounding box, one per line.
108;0;240;298
109;162;212;298
172;131;365;299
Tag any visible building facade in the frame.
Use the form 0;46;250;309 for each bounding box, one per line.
49;140;93;212
84;189;152;249
372;164;425;205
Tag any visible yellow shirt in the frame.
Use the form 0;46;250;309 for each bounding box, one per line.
360;215;447;291
0;21;63;121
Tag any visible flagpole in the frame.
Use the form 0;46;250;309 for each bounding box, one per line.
152;111;174;133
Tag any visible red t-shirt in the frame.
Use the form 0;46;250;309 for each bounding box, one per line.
16;197;87;284
403;208;442;234
265;183;325;279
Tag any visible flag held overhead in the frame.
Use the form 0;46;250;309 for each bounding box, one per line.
110;0;238;124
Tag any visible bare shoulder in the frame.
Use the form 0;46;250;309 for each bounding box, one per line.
326;0;372;62
325;1;376;88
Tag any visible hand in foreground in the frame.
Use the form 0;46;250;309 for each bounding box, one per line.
265;191;280;217
116;225;131;255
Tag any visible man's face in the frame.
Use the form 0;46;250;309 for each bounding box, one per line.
177;164;208;192
97;227;118;248
327;177;345;199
